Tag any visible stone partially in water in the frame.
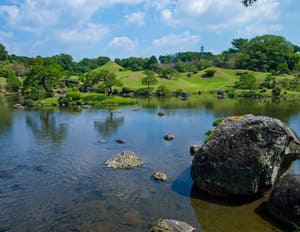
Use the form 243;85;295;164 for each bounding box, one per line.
268;175;300;227
150;219;196;232
116;139;126;144
189;145;200;156
164;133;175;141
152;171;168;181
105;151;143;169
191;114;300;197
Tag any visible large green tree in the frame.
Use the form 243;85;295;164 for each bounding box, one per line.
24;58;62;92
237;35;299;72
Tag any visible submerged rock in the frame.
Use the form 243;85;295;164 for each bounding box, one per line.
150;219;196;232
164;133;175;141
152;171;168;181
268;175;300;227
105;151;143;169
191;114;300;197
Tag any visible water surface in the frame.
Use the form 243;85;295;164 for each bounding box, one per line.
0;96;299;231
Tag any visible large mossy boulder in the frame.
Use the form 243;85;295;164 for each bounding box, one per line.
268;175;300;227
191;114;300;197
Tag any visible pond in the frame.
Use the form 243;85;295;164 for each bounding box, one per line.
0;95;299;232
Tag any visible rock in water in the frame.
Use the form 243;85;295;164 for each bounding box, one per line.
105;151;143;169
152;171;168;181
150;219;196;232
116;139;126;144
191;114;300;197
164;133;175;141
268;175;300;227
190;145;200;156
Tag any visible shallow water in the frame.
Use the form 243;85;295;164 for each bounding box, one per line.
0;96;299;232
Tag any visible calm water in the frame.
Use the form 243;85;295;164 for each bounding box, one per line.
0;95;299;232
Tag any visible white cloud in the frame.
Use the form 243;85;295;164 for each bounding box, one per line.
152;32;200;53
59;23;109;43
159;0;280;31
125;12;145;26
108;36;137;54
237;23;282;37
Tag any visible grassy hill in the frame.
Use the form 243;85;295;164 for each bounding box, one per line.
89;62;295;94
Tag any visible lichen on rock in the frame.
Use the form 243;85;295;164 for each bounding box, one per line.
105;151;144;169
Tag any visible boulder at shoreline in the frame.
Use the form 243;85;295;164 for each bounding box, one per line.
191;114;300;197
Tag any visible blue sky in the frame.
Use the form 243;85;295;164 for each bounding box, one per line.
0;0;299;61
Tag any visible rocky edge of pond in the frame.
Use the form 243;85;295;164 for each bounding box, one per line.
105;151;143;169
191;114;300;228
150;219;196;232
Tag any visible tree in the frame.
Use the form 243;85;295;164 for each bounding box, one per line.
141;70;158;94
237;35;299;72
86;70;122;95
231;38;248;51
6;75;21;92
24;61;62;93
0;43;8;61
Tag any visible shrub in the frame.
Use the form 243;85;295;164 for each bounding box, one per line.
58;96;72;106
156;85;171;97
202;69;216;78
67;91;81;100
23;99;34;107
134;88;150;97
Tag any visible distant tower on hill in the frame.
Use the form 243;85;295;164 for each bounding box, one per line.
200;46;204;54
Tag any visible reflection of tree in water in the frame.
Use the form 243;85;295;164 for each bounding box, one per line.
0;96;12;133
94;112;124;139
26;111;67;145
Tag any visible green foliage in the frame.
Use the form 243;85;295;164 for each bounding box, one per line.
272;87;281;98
202;69;216;78
212;117;225;127
236;73;257;90
0;64;15;78
237;35;298;72
0;43;8;61
159;68;178;79
260;75;276;89
141;70;158;94
23;99;34;107
226;89;236;98
24;87;46;100
67;91;81;100
156;85;171;97
24;59;62;93
205;130;213;141
6;75;21;92
134;88;150;97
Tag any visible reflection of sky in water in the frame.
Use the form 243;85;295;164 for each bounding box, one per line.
288;113;300;175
